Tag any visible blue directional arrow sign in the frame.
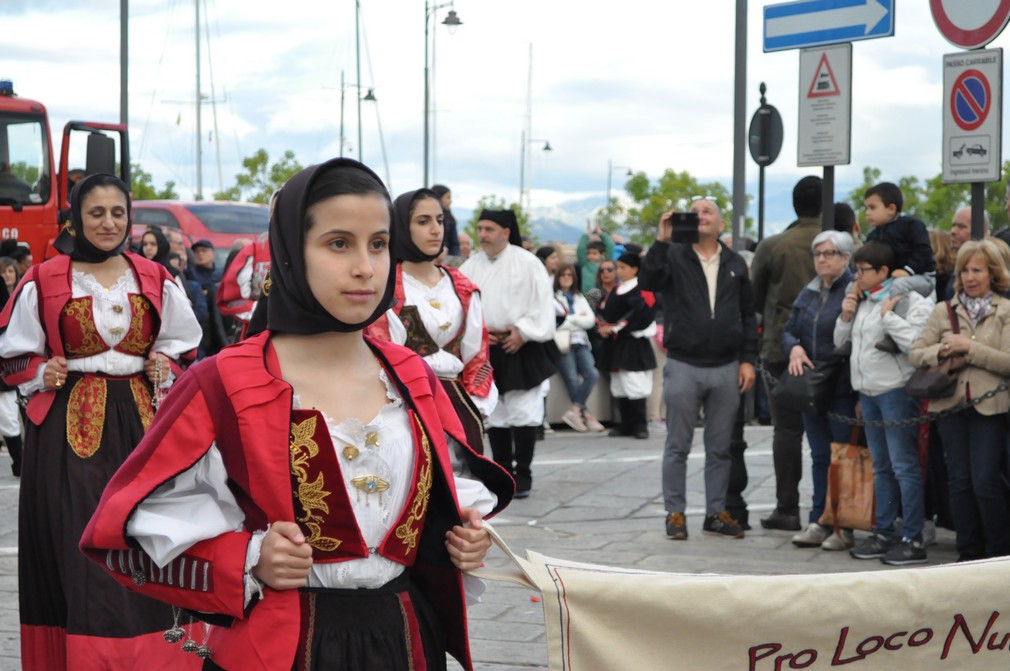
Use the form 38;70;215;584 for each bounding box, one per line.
764;0;894;52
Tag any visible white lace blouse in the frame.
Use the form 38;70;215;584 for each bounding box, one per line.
0;267;202;395
126;368;497;599
385;268;497;416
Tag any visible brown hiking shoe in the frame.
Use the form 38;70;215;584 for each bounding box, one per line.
703;511;745;539
666;512;688;540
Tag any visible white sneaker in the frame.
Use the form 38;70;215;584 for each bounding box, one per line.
792;523;830;548
583;412;606;433
821;529;855;551
562;408;588;432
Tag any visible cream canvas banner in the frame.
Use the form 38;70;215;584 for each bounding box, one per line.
473;523;1010;671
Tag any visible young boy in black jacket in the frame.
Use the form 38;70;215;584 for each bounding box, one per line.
862;181;936;352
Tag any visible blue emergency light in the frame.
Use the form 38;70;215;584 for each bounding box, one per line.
0;80;13;96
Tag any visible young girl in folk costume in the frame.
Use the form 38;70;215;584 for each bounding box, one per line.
598;252;657;439
0;174;202;670
81;159;514;671
367;188;496;453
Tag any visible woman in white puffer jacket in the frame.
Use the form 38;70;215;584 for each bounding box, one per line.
554;263;605;432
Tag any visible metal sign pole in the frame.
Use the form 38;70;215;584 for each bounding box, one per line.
972;182;986;239
822;167;834;231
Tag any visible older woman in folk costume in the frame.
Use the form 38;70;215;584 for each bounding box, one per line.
367;188;496;453
0;174;202;670
81;159;513;671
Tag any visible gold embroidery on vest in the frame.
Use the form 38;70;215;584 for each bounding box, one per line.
129;377;154;431
394;414;432;556
66;377;107;458
289;416;342;552
118;295;154;355
63;298;106;357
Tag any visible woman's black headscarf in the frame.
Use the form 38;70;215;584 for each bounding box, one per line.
54;173;132;263
265;158;396;335
392;188;443;263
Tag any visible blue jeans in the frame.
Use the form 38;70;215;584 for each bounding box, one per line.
937;408;1010;558
801;393;857;524
556;343;599;410
859;388;925;540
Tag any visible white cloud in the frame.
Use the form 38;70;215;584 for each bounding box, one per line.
4;0;1008;222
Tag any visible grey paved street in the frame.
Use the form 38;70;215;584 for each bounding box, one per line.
0;425;958;670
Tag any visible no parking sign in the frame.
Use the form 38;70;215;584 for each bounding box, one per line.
943;49;1002;184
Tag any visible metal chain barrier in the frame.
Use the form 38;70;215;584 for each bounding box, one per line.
757;361;1010;429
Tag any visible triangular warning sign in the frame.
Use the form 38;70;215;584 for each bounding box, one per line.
807;53;840;98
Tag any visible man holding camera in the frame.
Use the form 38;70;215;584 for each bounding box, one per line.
640;198;757;540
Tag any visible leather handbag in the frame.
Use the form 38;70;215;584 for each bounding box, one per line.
905;301;966;400
771;357;844;415
819;428;875;532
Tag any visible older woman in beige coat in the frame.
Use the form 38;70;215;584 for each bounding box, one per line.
910;239;1010;561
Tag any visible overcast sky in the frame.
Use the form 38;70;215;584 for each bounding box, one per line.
5;0;1009;232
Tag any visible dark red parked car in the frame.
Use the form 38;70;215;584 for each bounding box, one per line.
131;200;268;266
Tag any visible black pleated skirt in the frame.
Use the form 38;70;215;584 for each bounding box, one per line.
203;574;446;671
19;373;186;670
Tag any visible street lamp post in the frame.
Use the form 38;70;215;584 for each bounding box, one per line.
337;70;376;159
606;159;632;206
519;131;552;213
424;1;461;187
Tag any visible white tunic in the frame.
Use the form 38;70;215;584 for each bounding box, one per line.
460;245;555;344
461;244;556;427
384;268;498;417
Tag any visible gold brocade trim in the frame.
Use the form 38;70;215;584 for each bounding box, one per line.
400;596;416;671
394;415;432;556
289;416;342;553
63;298;106;357
130;377;154;431
118;295;154;355
66;377;107;458
301;593;316;671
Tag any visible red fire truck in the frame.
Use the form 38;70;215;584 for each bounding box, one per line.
0;79;129;260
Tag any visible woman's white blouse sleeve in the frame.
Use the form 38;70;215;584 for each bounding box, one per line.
153;279;203;358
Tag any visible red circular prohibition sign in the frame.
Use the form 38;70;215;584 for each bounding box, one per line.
931;0;1010;49
951;70;991;131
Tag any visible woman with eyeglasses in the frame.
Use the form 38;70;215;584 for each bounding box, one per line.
586;261;618;366
780;231;857;551
553;263;605;432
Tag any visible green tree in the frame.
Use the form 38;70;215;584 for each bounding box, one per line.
849;164;1010;234
9;161;39;187
464;195;530;244
215;149;303;203
621;169;751;245
596;195;627;233
129;163;178;200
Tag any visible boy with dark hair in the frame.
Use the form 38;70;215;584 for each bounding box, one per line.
577;219;615;293
862;181;936;352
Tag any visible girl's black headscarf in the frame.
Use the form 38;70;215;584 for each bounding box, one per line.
54;173;132;263
392;188;443;263
265;158;396;335
142;227;173;270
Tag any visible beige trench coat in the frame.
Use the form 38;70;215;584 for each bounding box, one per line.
908;294;1010;415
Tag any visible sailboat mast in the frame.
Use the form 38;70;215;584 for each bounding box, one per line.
195;0;203;200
